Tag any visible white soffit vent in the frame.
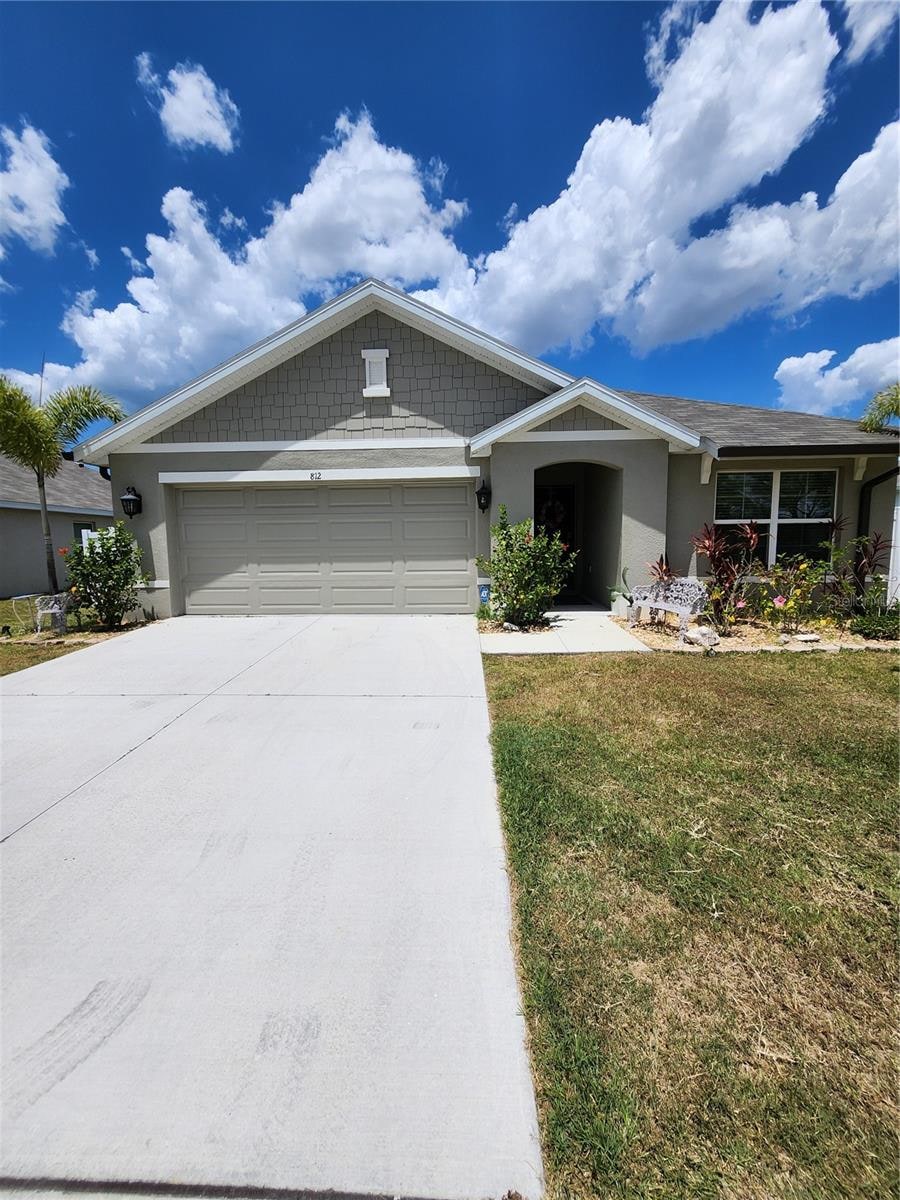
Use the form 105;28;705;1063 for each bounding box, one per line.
362;348;390;398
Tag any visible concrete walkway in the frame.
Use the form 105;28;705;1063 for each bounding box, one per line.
481;607;650;655
1;616;543;1200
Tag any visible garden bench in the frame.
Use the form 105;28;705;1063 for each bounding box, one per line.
12;592;73;635
627;577;707;641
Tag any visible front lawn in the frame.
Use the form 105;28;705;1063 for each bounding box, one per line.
0;597;125;676
0;640;83;676
485;652;898;1200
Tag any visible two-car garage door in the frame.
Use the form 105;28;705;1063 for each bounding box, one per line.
176;482;477;614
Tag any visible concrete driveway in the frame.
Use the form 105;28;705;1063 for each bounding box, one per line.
1;616;543;1200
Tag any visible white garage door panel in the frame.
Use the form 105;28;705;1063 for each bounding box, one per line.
177;483;476;614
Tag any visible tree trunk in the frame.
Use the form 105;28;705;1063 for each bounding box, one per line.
37;468;59;594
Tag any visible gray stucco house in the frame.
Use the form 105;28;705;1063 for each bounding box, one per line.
0;455;114;597
75;279;899;618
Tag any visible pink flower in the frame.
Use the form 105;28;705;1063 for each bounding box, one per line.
735;599;747;610
773;595;787;608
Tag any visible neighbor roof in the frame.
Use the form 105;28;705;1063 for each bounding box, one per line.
621;391;899;457
0;455;113;515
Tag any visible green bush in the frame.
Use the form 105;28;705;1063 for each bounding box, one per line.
63;522;148;629
476;504;576;626
848;605;900;641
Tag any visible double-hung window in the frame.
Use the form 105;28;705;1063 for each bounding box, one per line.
714;469;837;567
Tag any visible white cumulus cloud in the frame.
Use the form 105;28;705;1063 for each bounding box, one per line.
420;0;847;352
620;120;899;349
0;124;69;261
136;53;240;153
6;112;468;402
4;2;898;405
775;336;900;414
841;0;898;63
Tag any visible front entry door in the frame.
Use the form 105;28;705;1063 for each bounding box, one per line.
534;483;581;601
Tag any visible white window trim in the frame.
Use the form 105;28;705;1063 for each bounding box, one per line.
362;348;390;399
713;467;838;567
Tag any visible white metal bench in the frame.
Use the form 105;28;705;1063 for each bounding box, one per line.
627;577;707;641
12;592;73;635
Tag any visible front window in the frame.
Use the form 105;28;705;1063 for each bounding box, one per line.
73;521;95;546
714;469;836;566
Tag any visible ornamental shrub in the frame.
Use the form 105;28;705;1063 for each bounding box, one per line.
63;521;149;629
477;504;576;626
848;605;900;641
690;521;762;634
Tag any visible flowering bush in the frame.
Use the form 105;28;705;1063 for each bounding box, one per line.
477;504;576;626
761;557;819;633
63;522;148;629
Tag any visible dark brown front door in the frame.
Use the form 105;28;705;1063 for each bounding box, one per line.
534;483;580;600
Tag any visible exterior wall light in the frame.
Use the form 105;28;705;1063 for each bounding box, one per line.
475;481;492;513
120;487;142;519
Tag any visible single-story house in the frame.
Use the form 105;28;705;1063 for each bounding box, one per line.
0;455;114;597
75;279;899;617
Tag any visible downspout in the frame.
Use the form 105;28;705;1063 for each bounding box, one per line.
854;463;899;596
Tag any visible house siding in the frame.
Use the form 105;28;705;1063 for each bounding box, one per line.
534;406;624;432
665;455;898;576
487;439;669;610
149;311;547;444
0;508;113;598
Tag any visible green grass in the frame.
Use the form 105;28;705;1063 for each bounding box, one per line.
0;597;107;675
484;652;899;1200
0;640;82;676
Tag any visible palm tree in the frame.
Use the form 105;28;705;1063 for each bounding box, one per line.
0;375;124;594
859;383;899;433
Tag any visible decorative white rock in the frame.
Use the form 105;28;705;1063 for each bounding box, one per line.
684;626;720;647
794;633;821;643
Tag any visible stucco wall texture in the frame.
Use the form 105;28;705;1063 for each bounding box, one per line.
150;312;547;443
1;509;113;598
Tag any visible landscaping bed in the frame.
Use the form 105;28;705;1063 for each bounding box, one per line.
612;613;894;653
485;651;898;1200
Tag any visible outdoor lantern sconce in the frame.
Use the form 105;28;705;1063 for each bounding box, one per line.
120;486;142;519
475;481;492;513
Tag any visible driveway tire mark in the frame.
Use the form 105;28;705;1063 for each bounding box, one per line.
4;979;151;1117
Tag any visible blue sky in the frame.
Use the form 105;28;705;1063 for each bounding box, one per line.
1;0;897;422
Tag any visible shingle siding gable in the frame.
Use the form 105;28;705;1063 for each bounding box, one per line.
150;311;548;443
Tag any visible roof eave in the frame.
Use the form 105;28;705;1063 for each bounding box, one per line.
76;279;574;464
470;378;703;456
717;442;900;458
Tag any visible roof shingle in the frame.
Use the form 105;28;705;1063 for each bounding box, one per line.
0;454;113;512
620;390;899;454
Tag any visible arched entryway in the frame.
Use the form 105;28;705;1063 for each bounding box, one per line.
534;462;622;607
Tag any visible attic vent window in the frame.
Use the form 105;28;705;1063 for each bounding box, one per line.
362;348;390;398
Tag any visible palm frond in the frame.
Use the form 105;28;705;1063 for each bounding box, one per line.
42;385;125;447
0;374;59;475
859;383;899;433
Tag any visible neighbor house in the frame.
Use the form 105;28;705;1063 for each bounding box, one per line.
0;455;114;597
75;280;899;617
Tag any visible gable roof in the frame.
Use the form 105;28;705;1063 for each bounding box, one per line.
74;279;899;465
0;454;113;515
620;391;900;456
77;278;575;464
469;379;704;455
